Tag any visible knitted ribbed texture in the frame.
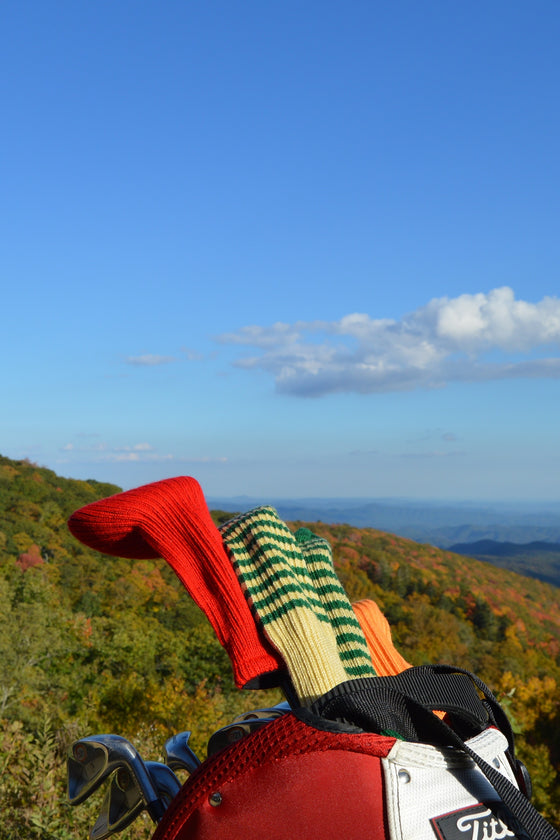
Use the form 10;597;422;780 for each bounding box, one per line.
294;528;377;680
220;507;347;704
352;599;411;676
67;477;283;689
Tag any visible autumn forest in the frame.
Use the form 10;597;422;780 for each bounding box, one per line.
1;453;559;838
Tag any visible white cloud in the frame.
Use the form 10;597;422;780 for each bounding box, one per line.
407;429;459;443
177;456;228;464
181;347;205;361
399;450;466;459
125;348;206;366
58;440;228;466
217;287;560;396
218;322;302;348
102;452;174;463
59;441;173;463
126;354;177;366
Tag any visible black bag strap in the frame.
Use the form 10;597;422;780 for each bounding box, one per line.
429;707;557;840
310;665;509;745
310;667;559;840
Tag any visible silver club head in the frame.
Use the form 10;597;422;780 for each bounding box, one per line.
67;734;164;822
232;701;290;723
207;717;278;757
164;731;201;774
89;762;181;840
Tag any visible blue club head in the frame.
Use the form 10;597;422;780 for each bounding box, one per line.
89;762;181;840
164;731;201;774
67;734;164;822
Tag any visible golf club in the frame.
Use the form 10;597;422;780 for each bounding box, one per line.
146;762;182;802
232;701;290;722
206;701;290;756
207;716;279;757
67;734;165;822
89;766;144;840
164;731;201;774
89;762;182;840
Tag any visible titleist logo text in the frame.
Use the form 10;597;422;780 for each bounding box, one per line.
457;809;515;840
431;804;520;840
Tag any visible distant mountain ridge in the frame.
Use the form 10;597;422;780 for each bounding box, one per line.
208;495;560;547
449;539;560;588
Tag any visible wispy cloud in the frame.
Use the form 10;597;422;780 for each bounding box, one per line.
126;354;177;366
58;440;228;466
125;348;206;366
399;450;465;459
407;429;459;444
217;287;560;396
180;347;205;361
59;441;174;463
177;456;228;464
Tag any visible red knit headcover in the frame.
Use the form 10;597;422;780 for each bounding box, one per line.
67;476;284;688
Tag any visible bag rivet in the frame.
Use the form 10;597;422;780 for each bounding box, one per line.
209;792;223;807
398;770;411;784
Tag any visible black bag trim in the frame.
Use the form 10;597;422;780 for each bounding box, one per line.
293;706;364;734
311;666;494;743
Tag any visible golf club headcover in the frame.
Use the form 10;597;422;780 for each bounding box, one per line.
67;477;284;689
220;506;350;704
294;527;377;681
352;599;412;676
351;601;448;721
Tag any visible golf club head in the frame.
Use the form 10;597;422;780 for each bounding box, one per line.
207;717;277;757
146;762;182;801
164;731;201;774
232;701;290;723
89;766;144;840
89;762;182;840
67;734;164;821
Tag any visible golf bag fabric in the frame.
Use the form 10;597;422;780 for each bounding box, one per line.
151;666;557;840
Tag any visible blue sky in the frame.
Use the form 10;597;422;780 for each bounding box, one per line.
2;1;559;501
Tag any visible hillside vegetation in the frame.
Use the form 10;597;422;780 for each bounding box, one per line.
1;454;560;837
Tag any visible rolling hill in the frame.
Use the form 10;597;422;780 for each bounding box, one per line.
207;494;560;547
2;453;560;832
449;539;560;588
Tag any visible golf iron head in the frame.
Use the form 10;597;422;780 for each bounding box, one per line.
89;762;182;840
206;702;290;756
67;734;165;823
232;701;290;723
207;717;279;757
164;731;201;774
146;762;182;802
